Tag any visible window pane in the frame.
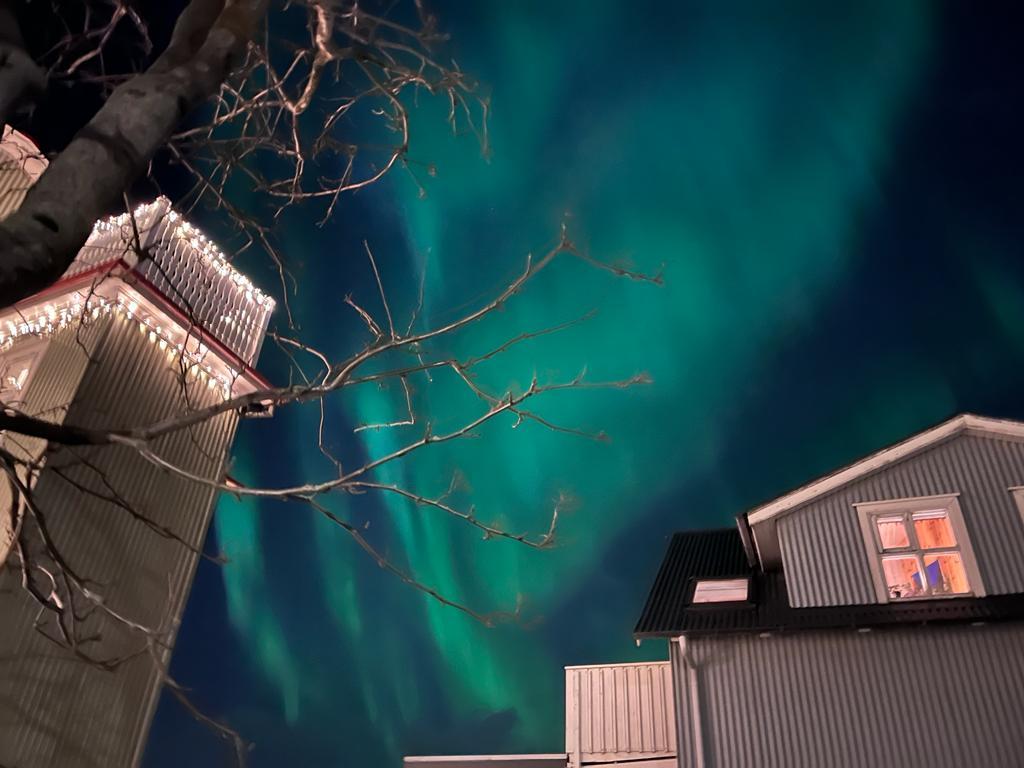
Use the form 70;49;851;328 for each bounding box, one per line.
924;553;970;595
0;353;36;401
882;556;926;599
692;578;748;603
876;516;909;550
913;511;957;549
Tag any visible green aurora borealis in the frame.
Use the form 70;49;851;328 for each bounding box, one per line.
145;2;1024;766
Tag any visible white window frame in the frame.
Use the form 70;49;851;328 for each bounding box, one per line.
855;494;985;603
691;577;749;604
1010;487;1024;530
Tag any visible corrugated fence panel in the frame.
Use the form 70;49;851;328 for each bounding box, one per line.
672;623;1024;768
0;314;238;768
565;661;675;765
779;433;1024;607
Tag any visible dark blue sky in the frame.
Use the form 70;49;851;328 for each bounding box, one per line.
142;3;1024;766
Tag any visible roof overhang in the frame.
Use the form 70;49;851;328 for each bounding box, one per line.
0;264;271;398
746;413;1024;526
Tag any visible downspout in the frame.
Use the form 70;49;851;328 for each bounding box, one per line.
676;636;705;768
572;670;581;768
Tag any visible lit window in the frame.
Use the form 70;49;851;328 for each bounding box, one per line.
692;578;749;604
0;345;44;404
2;363;30;394
857;496;981;602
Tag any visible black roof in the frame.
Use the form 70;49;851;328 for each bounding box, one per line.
634;528;1024;638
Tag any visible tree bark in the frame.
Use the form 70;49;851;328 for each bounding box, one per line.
0;0;267;309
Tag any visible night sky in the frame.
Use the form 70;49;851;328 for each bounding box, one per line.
138;2;1024;766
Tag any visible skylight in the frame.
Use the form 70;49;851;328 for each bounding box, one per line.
692;578;749;604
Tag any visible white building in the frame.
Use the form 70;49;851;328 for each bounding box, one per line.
0;128;273;767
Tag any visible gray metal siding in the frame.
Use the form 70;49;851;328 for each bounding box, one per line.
778;433;1024;607
672;623;1024;768
0;314;238;767
0;163;31;220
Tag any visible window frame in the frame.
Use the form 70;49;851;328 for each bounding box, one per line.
855;494;986;603
1010;487;1024;530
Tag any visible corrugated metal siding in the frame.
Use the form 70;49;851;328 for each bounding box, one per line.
0;162;31;220
0;313;239;768
672;623;1024;768
565;662;675;766
779;433;1024;607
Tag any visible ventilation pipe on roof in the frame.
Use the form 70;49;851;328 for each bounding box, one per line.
735;513;759;570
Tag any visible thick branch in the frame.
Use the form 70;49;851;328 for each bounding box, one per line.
0;0;266;307
0;408;116;445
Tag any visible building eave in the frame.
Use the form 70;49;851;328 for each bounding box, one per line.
0;268;272;397
745;414;1024;526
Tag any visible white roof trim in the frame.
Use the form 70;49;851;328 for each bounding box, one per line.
746;414;1024;526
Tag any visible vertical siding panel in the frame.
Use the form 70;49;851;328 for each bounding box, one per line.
670;644;693;768
679;624;1024;768
0;315;240;768
565;661;676;764
0;163;32;219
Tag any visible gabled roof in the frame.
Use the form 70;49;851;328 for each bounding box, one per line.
746;414;1024;526
634;528;1024;638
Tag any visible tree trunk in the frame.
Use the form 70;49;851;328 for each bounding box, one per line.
0;0;266;309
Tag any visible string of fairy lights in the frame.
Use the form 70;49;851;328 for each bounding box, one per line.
86;197;275;310
0;290;242;399
0;198;276;400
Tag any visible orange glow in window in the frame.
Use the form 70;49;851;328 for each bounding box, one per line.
924;553;970;594
913;511;957;549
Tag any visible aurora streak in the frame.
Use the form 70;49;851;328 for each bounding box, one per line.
144;3;1024;766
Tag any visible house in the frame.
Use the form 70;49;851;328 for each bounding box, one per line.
0;128;273;766
636;412;1024;767
407;413;1024;768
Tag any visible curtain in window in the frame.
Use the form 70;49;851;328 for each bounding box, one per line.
877;518;908;550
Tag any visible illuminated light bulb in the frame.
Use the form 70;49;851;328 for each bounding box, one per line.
148;331;157;343
158;339;167;351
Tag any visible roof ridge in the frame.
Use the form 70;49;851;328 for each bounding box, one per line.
746;413;1024;526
